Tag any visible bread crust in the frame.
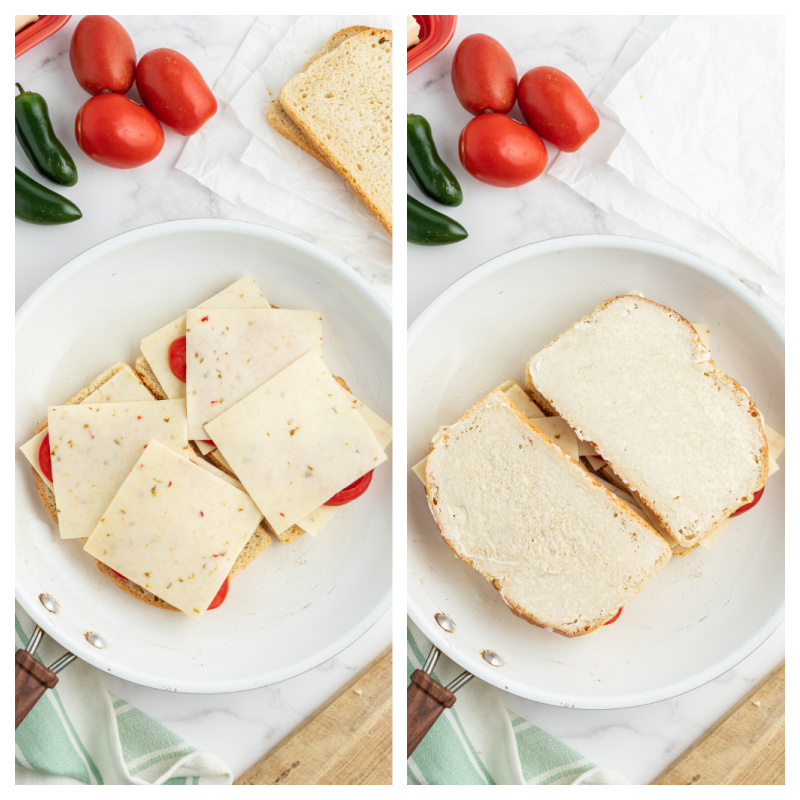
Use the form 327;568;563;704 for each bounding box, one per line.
525;295;769;547
424;389;671;636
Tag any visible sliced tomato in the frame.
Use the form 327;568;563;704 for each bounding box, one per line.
168;335;187;382
38;433;53;482
604;608;623;626
730;487;765;517
109;567;129;582
325;470;374;506
200;439;215;446
208;577;229;610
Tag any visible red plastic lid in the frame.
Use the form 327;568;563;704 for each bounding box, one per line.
407;15;457;75
15;15;71;59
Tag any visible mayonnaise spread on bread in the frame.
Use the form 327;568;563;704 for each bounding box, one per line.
526;296;768;546
425;391;671;636
206;352;387;535
48;399;190;540
84;440;262;618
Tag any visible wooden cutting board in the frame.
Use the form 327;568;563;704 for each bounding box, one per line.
235;648;392;785
651;662;784;785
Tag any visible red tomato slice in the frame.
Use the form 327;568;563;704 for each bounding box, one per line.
730;487;765;517
200;439;215;447
109;567;129;582
208;577;229;610
604;608;623;626
325;471;374;506
168;335;187;382
38;433;53;482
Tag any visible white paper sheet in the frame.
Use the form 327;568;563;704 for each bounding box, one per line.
549;16;784;315
176;16;391;272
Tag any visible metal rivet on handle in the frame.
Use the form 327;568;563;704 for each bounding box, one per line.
85;632;107;649
482;650;504;667
39;594;59;614
435;613;455;633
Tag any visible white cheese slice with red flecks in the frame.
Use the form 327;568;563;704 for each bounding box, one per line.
48;399;189;540
205;352;387;535
20;365;155;491
185;307;323;441
83;440;262;619
139;277;271;402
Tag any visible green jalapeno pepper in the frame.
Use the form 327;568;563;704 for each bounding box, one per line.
407;114;462;207
15;168;82;225
407;195;467;246
15;83;78;187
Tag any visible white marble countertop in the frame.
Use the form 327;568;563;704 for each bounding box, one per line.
408;15;784;786
15;15;389;782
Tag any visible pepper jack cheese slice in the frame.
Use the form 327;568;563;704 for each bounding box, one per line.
139;277;271;402
48;399;189;539
84;440;263;619
185;308;323;441
205;352;387;535
20;364;153;491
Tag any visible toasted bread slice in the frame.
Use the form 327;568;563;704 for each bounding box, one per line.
279;28;393;233
425;390;672;637
526;296;769;548
267;26;370;167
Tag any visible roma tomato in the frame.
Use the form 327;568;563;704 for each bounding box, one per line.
75;93;164;169
451;34;517;115
730;486;765;517
136;48;218;136
458;113;547;188
69;15;136;95
517;66;599;152
168;335;187;382
325;471;374;506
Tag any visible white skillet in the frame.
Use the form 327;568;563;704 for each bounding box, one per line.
16;219;392;693
408;234;784;709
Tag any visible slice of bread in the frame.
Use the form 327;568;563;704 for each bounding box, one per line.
267;26;370;167
526;296;769;548
279;28;393;233
425;390;672;637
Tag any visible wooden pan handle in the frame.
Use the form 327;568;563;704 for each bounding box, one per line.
407;668;457;758
15;649;58;729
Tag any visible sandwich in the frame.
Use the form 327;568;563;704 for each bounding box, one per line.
20;277;392;617
525;296;770;551
423;386;672;636
19;362;271;616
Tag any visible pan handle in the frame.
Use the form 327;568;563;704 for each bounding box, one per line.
15;625;76;729
407;645;473;758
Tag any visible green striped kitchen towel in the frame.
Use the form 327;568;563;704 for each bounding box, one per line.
407;620;630;785
15;603;232;785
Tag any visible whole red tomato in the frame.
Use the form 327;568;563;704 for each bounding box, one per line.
517;66;599;152
69;15;136;95
458;114;548;188
451;34;517;115
136;48;217;136
75;93;165;168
